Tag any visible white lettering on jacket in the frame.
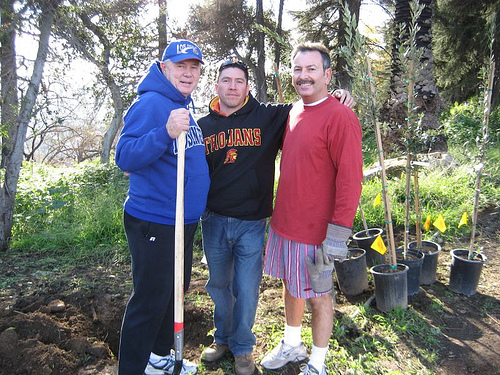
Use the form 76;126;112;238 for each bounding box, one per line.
173;123;204;155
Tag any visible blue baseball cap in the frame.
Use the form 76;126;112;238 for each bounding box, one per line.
161;39;204;64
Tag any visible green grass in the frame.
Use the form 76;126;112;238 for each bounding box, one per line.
254;304;442;374
353;147;500;242
11;160;130;264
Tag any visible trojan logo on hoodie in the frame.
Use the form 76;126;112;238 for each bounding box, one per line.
204;128;262;155
224;149;238;164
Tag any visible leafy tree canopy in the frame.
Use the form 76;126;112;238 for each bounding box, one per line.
434;0;499;104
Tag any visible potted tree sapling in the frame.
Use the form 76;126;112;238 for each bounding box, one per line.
448;51;494;295
408;165;441;285
395;58;424;296
367;58;409;311
340;4;409;311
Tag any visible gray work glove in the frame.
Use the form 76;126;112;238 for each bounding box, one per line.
306;247;335;293
306;224;352;293
322;223;351;261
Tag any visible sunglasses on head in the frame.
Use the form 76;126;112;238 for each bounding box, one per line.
219;58;248;72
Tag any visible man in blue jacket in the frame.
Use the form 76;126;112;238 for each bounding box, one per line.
115;39;209;375
197;59;353;375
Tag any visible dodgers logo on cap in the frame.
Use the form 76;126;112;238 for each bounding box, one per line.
162;39;204;64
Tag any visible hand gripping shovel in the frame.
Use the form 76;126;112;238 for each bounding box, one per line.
173;131;186;375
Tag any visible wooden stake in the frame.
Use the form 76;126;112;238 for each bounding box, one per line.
403;60;415;258
273;63;284;103
366;56;397;267
469;59;495;257
413;167;422;250
403;154;411;258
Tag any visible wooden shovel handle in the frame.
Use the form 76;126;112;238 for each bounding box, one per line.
173;130;186;373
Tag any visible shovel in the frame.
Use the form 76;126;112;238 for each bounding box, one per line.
173;130;186;375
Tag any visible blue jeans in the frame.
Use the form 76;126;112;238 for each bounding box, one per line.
201;210;266;356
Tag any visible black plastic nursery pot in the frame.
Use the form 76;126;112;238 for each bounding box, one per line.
449;249;487;296
409;240;441;285
396;249;424;296
370;264;409;312
353;228;385;267
334;248;369;296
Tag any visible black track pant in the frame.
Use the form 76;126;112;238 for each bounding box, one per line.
118;210;197;375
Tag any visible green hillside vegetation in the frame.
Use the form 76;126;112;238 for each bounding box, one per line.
10;98;500;262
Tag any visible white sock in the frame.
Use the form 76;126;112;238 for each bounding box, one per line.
284;324;302;347
308;344;328;371
150;352;169;361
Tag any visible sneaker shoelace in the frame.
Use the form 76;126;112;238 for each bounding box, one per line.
150;358;172;369
300;363;321;375
275;341;293;356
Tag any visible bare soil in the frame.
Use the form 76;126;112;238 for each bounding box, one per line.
1;207;499;375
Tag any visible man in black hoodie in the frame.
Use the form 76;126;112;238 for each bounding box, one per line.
197;59;353;375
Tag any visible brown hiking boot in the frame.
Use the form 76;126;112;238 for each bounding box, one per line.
235;353;255;375
201;342;230;362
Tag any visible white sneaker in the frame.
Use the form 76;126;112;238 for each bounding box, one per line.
260;339;307;370
144;350;198;375
299;363;327;375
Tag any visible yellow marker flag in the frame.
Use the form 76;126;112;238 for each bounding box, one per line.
373;192;382;207
458;212;468;228
423;215;431;232
433;214;447;233
370;234;387;254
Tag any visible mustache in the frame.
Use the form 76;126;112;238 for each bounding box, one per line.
296;79;314;85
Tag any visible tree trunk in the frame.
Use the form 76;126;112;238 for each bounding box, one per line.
493;5;500;107
1;0;19;168
97;38;124;163
336;0;361;90
158;0;167;58
381;0;446;153
73;6;125;164
0;0;57;252
100;71;124;164
273;0;285;101
255;0;267;102
274;0;284;68
414;0;445;152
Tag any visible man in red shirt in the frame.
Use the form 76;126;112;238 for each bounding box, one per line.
261;42;363;375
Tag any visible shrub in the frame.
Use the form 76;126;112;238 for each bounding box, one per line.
442;97;500;149
12;161;129;263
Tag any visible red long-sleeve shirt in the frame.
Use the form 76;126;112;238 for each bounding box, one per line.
270;95;363;245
